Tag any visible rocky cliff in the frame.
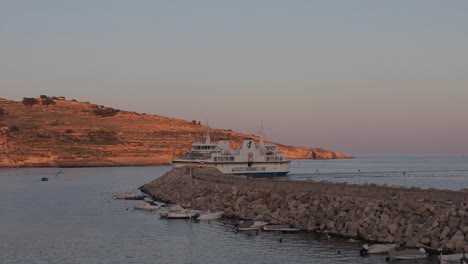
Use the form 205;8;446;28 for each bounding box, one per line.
142;166;468;253
0;97;351;167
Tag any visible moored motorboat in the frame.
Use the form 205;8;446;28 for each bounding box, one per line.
439;252;468;264
388;248;427;260
194;211;223;221
166;210;199;219
262;225;301;233
236;220;269;231
41;177;48;181
112;193;146;200
133;202;160;211
363;243;398;254
159;204;199;219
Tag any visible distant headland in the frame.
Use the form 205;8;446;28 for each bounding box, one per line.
0;96;352;167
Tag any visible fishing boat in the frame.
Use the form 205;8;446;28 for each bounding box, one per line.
388;248;427;260
194;211;223;221
235;220;269;231
262;225;301;233
439;252;468;264
172;124;290;177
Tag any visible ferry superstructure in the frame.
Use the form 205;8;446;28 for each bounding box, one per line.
172;126;290;177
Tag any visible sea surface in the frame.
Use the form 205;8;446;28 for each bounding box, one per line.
1;155;466;264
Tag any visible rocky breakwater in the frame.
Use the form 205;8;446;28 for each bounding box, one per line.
142;166;468;253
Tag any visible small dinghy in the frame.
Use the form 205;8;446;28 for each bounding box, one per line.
194;211;223;221
133;201;160;211
262;225;301;233
388;248;427;261
439;252;468;264
236;220;269;231
41;177;49;181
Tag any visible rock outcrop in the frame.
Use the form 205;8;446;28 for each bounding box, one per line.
142;166;468;253
0;97;352;167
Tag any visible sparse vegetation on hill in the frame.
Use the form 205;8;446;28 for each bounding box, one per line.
22;97;38;106
87;130;119;144
9;125;19;132
41;98;55;106
93;107;119;117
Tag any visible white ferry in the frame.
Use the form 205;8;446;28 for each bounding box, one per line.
172;127;290;177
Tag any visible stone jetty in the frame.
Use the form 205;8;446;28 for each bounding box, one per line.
141;166;468;253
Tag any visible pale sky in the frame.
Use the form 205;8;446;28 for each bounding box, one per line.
1;1;467;155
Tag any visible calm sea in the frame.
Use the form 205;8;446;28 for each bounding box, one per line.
1;155;465;264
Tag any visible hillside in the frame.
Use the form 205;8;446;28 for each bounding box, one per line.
0;96;352;167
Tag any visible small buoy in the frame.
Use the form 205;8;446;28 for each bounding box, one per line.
126;208;129;211
337;250;340;254
279;238;283;243
385;257;390;262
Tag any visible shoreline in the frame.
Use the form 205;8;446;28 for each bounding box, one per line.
0;156;353;169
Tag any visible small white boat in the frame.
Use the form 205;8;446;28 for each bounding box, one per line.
195;211;223;221
236;220;269;231
439;253;468;264
159;205;199;219
133;203;160;211
388;248;427;260
364;243;397;254
262;225;301;233
166;210;199;219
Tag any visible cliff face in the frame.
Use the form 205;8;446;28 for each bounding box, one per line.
0;97;352;167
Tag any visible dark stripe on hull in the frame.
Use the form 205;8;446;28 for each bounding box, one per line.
232;171;289;178
172;161;290;165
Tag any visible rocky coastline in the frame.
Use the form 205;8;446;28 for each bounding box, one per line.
142;166;468;253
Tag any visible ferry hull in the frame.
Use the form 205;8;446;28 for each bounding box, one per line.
172;161;290;178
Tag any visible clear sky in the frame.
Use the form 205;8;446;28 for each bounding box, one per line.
1;1;467;155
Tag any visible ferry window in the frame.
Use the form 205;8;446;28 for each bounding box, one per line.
230;157;234;161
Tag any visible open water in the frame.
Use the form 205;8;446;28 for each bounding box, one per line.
1;155;466;264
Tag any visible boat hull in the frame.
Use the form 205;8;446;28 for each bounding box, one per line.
368;244;397;254
196;211;223;220
172;161;290;177
389;249;427;260
263;225;301;232
439;253;467;264
237;221;269;231
133;204;160;211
